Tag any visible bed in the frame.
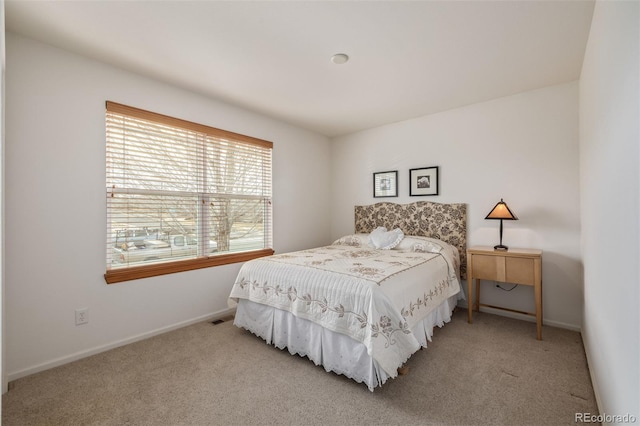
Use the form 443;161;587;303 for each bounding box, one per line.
228;201;467;391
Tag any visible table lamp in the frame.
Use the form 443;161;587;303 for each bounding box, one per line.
485;198;518;250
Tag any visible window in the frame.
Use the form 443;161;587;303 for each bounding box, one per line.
105;101;273;284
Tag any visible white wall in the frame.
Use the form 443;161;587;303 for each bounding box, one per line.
4;33;331;380
331;82;582;329
580;0;639;419
1;0;6;396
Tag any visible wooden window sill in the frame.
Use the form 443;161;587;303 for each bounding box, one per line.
104;249;274;284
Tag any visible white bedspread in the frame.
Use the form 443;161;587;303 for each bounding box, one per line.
229;240;461;378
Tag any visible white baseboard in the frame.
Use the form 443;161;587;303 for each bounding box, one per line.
458;302;581;332
581;331;603;414
8;308;236;383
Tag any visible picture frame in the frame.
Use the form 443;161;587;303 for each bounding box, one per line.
373;170;398;198
409;166;439;196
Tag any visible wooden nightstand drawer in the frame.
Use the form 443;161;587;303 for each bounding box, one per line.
470;254;536;285
470;255;500;280
505;257;535;285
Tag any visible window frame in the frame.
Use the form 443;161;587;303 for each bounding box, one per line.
104;101;274;284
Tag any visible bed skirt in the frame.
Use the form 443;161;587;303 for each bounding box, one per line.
233;293;459;391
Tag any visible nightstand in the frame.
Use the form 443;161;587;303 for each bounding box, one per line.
467;246;543;340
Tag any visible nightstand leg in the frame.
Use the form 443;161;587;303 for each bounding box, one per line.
535;281;542;340
535;258;543;340
474;279;481;312
467;275;473;323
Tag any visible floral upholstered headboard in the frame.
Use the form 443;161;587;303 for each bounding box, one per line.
354;201;467;279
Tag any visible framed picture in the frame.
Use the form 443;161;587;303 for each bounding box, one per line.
373;170;398;198
409;166;439;196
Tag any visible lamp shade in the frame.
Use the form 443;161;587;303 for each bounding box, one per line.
485;199;518;220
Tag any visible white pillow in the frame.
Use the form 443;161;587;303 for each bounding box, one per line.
368;227;405;250
394;236;445;253
332;234;370;247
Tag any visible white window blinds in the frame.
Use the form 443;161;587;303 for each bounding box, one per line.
105;101;273;283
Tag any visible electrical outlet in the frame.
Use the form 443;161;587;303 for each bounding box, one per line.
75;308;89;326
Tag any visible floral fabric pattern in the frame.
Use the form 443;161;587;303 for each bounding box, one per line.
354;201;467;279
263;245;437;284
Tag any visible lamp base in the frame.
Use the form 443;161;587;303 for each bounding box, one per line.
494;244;509;251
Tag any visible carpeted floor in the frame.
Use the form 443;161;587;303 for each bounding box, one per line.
2;310;598;425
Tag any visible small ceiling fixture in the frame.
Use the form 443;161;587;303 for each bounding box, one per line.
331;53;349;65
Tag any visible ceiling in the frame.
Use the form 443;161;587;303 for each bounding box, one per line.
5;1;595;137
